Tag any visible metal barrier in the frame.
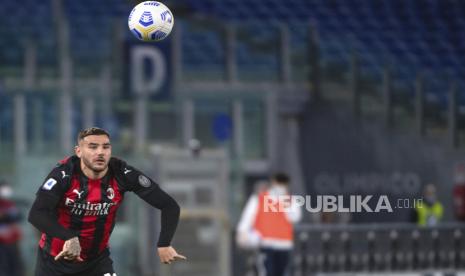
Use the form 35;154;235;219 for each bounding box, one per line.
149;146;231;276
293;223;465;274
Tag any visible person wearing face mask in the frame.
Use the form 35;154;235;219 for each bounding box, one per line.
236;173;301;276
0;180;23;276
412;184;444;227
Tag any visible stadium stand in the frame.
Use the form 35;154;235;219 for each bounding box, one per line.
185;0;465;103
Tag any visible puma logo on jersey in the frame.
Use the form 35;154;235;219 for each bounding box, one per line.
73;189;84;199
61;171;70;179
124;168;132;175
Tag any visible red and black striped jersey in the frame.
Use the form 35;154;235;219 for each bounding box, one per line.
36;156;157;260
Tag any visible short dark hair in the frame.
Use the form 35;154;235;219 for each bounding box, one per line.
271;173;290;185
77;127;110;144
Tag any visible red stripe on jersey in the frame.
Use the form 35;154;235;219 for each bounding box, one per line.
49;208;72;256
99;178;123;251
79;178;103;259
38;233;46;248
58;156;71;165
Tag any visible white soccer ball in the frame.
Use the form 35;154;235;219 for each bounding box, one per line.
128;1;174;42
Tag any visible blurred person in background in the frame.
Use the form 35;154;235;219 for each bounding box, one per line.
188;139;202;158
453;164;465;221
237;180;268;250
28;127;185;276
237;173;301;276
236;180;269;276
0;180;23;276
412;183;444;227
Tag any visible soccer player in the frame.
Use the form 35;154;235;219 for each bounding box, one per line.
28;127;186;276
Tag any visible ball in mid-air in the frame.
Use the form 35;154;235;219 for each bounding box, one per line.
128;1;174;42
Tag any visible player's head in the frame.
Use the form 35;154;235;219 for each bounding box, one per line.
270;172;290;187
75;127;111;173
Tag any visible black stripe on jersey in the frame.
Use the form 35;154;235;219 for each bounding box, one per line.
70;173;89;236
88;174;111;257
43;235;52;254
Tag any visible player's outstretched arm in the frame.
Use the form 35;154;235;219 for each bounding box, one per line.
137;185;186;264
28;193;79;241
29;193;83;262
114;158;186;263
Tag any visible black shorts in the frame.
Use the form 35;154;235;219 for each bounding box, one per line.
34;247;116;276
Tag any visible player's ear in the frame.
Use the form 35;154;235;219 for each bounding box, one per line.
75;145;81;157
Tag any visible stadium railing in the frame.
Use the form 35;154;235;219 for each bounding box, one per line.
293;223;465;274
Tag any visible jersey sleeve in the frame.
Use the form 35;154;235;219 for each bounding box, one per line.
111;158;158;196
36;164;70;199
111;158;181;246
30;161;78;240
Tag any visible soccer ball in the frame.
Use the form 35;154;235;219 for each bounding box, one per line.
128;1;174;42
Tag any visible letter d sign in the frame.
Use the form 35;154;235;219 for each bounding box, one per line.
130;45;167;96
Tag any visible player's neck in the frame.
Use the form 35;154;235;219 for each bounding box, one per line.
80;162;108;180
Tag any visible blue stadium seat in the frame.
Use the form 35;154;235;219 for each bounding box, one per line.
1;0;465;108
180;0;465;107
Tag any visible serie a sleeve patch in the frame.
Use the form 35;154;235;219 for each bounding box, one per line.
42;178;57;190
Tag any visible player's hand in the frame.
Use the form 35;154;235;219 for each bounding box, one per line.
55;237;84;262
157;246;187;264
